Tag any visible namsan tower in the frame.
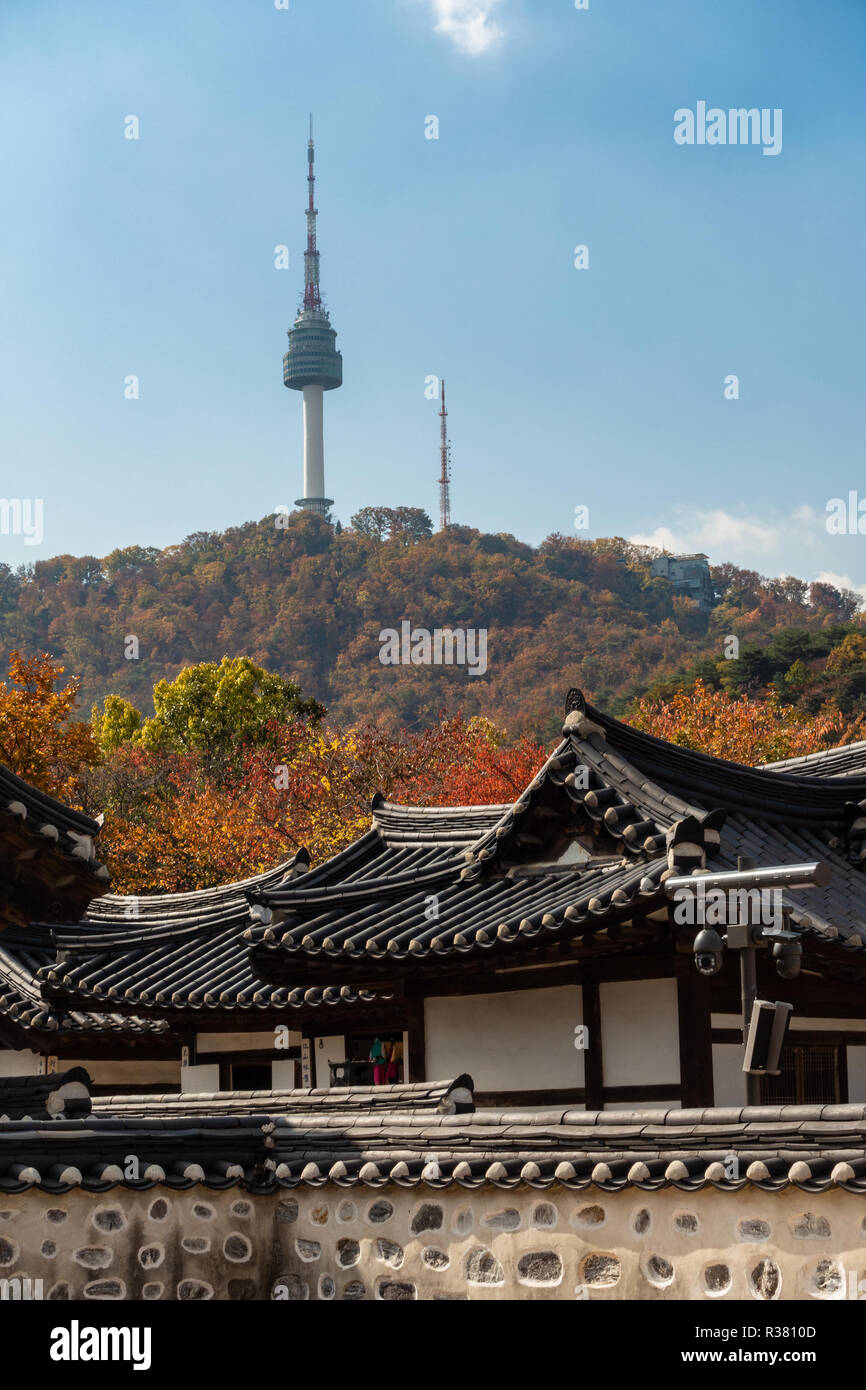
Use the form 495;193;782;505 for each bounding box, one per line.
283;115;342;517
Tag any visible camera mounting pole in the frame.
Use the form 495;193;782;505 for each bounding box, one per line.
736;857;761;1104
664;857;831;1105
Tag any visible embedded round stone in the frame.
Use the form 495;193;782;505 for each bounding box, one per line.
573;1204;605;1229
310;1205;329;1226
93;1208;126;1233
579;1253;621;1287
277;1198;299;1224
674;1212;699;1235
342;1280;367;1300
517;1251;563;1286
41;1241;57;1259
750;1258;781;1300
452;1208;473;1235
84;1279;125;1299
422;1247;449;1270
142;1282;163;1300
192;1203;215;1221
378;1280;416;1300
411;1203;443;1235
376;1239;403;1268
0;1237;18;1266
177;1279;214;1300
485;1208;521;1231
231;1200;252;1220
532;1203;558;1229
47;1282;70;1300
704;1263;731;1296
631;1208;650;1236
181;1237;210;1255
791;1212;831;1240
148;1199;169;1222
807;1259;843;1297
74;1248;113;1270
138;1245;164;1268
337;1201;356;1224
224;1233;252;1263
45;1210;68;1225
644;1254;674;1288
337;1238;360;1268
319;1275;336;1300
295;1238;321;1262
272;1275;308;1300
738;1219;771;1243
464;1247;504;1286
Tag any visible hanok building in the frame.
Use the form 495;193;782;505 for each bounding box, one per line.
2;691;866;1107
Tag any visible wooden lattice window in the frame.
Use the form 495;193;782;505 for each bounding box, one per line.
762;1043;842;1105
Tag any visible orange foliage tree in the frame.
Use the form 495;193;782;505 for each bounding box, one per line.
0;651;99;802
95;713;549;894
628;677;864;765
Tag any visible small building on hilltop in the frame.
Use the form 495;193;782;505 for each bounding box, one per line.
650;552;716;611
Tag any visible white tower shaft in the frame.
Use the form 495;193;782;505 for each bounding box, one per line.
302;384;325;501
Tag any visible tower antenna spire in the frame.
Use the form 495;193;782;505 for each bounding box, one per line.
438;379;451;531
283;116;342;519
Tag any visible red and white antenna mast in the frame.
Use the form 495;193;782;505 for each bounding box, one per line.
438;379;451;530
303;112;322;312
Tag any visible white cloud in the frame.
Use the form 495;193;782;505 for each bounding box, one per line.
627;508;866;603
427;0;504;54
629;508;780;560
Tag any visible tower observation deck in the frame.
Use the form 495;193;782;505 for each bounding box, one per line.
283;116;342;517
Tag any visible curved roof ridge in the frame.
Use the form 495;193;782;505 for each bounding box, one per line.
581;698;866;823
85;850;307;918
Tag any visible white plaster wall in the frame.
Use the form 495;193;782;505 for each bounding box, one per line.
603;1100;679;1111
314;1035;345;1088
600;978;679;1087
180;1063;220;1093
0;1048;41;1076
62;1059;180;1087
846;1046;866;1102
712;1044;746;1107
424;986;583;1093
271;1060;297;1090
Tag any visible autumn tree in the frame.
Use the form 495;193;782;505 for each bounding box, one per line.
628;677;858;765
0;651;99;802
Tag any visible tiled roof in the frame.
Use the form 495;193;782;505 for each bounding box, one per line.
764;740;866;778
90;1074;474;1119
0;766;110;926
0;1066;92;1121
8;691;866;1030
3;1097;866;1194
3;853;377;1024
244;695;866;978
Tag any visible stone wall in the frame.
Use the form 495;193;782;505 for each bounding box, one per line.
0;1184;863;1300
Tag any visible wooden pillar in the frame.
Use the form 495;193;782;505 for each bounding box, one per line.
405;994;426;1083
676;961;714;1106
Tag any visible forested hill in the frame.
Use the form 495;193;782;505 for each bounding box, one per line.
1;508;863;741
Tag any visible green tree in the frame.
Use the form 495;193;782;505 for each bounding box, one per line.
138;656;324;775
91;694;143;754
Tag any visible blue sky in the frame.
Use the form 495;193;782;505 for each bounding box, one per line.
1;0;865;593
